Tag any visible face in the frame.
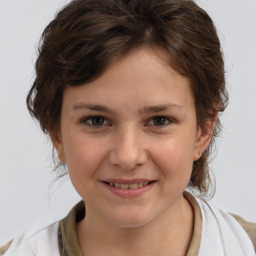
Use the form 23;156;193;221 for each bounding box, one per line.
54;47;211;228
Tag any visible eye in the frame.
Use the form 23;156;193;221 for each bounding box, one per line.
147;116;173;127
82;116;109;127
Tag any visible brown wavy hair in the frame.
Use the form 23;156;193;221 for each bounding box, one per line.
27;0;228;195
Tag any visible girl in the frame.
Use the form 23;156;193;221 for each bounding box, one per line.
1;0;255;255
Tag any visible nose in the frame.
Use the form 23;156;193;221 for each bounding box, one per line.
108;126;148;171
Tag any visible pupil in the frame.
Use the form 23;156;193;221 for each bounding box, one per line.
154;117;166;126
92;117;104;126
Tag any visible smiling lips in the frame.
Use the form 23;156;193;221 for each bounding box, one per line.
107;181;151;189
102;179;157;198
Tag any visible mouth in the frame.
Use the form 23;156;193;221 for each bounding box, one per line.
101;179;157;198
103;180;157;189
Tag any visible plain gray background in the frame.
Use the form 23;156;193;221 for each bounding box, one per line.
1;0;256;245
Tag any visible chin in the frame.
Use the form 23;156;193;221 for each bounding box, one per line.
106;209;153;229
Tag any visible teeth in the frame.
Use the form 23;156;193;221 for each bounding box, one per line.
137;182;143;188
129;183;138;189
120;184;129;189
108;181;152;189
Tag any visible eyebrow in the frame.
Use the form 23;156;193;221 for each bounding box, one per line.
139;104;184;114
72;103;112;113
72;103;184;114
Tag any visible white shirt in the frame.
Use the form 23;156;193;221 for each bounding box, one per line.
3;198;255;256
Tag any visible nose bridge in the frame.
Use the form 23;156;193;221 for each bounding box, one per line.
109;124;147;170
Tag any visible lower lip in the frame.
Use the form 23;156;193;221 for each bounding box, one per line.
102;181;156;198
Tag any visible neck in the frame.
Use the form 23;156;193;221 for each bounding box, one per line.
76;195;193;256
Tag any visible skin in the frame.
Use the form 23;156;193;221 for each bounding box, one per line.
53;47;214;256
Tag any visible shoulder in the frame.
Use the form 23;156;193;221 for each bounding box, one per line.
195;197;256;255
0;222;60;256
230;213;256;251
0;240;13;256
1;201;84;256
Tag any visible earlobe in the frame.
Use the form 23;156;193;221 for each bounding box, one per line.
193;149;202;161
193;118;216;161
50;133;66;163
54;141;66;163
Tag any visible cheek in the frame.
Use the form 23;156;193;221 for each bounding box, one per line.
151;137;195;184
63;136;107;182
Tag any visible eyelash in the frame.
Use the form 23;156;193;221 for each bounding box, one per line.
81;115;174;128
81;116;110;128
147;116;174;127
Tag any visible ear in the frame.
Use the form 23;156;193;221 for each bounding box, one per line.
50;132;66;163
193;116;217;161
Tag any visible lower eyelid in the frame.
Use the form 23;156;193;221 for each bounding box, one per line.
80;116;175;128
81;116;110;127
147;117;173;126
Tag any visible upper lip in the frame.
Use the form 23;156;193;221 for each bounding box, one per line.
102;179;156;184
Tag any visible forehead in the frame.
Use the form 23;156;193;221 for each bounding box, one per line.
62;47;194;113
